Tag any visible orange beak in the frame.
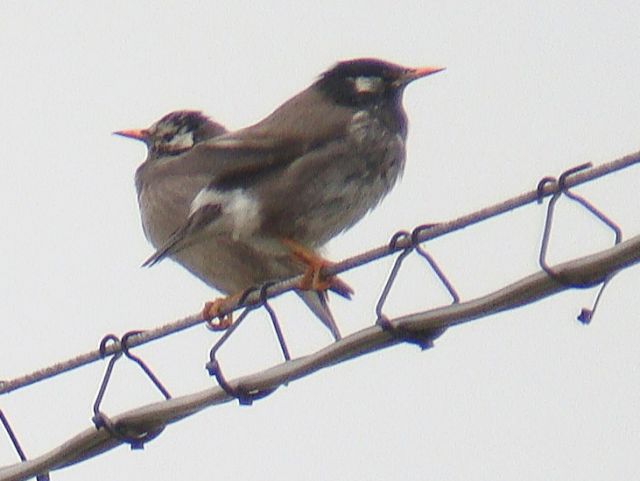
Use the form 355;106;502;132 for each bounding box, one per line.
403;65;446;82
113;128;148;141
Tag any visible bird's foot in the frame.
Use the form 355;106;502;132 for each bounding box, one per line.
281;238;354;299
202;296;237;330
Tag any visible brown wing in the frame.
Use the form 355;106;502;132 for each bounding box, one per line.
146;85;356;190
201;89;357;189
142;203;222;267
139;134;302;183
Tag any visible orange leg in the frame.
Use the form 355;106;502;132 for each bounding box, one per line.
202;293;242;330
281;238;353;298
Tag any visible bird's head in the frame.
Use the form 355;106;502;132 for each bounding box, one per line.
315;58;444;107
114;110;227;158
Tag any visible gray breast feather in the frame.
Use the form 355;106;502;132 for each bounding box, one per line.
137;174;212;248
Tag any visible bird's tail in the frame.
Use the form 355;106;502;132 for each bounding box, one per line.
296;290;342;341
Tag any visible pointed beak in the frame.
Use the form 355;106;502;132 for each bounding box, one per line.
399;65;446;85
113;128;148;141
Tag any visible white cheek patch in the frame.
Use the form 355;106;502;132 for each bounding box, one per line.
354;76;383;93
167;131;195;150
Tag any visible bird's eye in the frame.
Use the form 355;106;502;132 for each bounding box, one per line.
162;133;174;143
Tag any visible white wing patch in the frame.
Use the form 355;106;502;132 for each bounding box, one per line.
191;188;261;240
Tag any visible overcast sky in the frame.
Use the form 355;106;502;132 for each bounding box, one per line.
1;2;639;480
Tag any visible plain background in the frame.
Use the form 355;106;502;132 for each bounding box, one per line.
1;2;639;480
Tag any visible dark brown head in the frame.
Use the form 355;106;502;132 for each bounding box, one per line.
315;58;444;108
115;110;227;159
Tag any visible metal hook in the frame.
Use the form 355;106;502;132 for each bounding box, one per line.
93;335;122;416
204;306;274;404
537;163;622;323
411;224;459;304
91;332;169;449
410;223;439;244
539;164;601;287
1;409;27;462
204;281;290;404
259;282;291;361
375;230;447;350
0;410;51;480
536;176;557;203
376;231;414;328
120;331;171;400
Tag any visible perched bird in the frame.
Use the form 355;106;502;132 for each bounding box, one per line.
144;58;444;335
115;110;348;339
115;110;228;246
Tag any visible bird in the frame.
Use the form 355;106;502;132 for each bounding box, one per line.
142;58;444;338
115;110;350;339
115;110;228;246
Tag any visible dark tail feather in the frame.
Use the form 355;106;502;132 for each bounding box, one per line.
297;290;342;341
142;235;184;267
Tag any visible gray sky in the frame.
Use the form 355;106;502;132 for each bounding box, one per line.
1;2;639;480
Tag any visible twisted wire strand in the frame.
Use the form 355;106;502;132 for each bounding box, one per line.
1;149;637;396
1;234;638;481
0;150;639;481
